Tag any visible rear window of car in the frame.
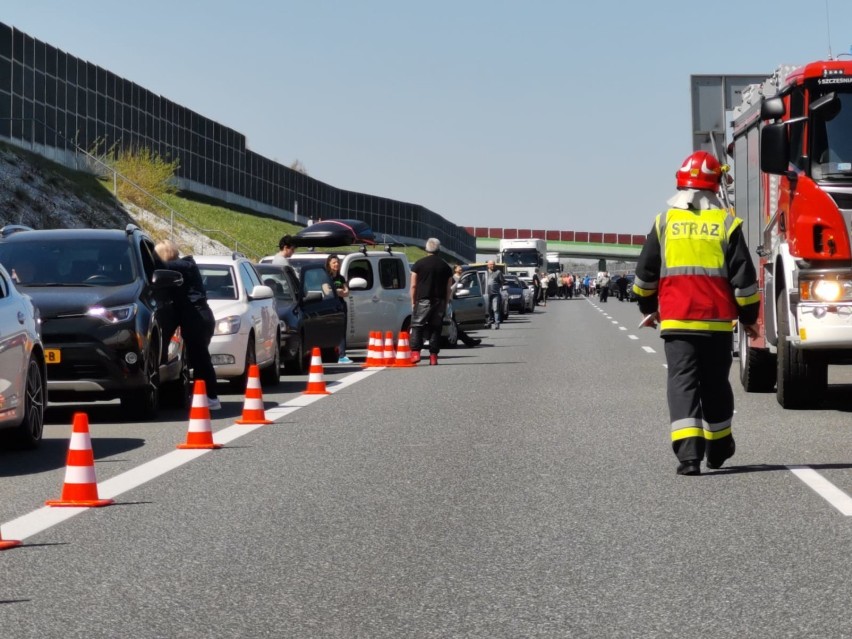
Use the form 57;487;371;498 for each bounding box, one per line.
199;265;238;300
0;238;135;286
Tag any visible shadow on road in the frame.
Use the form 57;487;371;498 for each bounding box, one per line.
0;437;146;477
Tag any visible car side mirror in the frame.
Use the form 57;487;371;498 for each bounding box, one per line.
348;277;368;290
454;288;471;298
152;269;183;289
249;284;274;300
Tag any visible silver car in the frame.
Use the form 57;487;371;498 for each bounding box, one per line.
0;263;46;448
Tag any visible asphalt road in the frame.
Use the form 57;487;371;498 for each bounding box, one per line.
4;296;852;638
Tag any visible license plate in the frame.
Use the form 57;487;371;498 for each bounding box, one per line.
45;348;61;364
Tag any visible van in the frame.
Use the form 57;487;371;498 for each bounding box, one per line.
261;249;411;350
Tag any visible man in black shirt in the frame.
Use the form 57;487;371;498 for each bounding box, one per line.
409;237;454;365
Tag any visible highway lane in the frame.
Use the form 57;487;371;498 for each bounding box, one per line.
4;297;852;637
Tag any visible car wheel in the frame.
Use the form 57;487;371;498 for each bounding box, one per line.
261;332;281;387
320;347;338;364
160;342;191;410
230;334;256;391
443;316;459;348
121;344;160;419
284;334;306;375
14;356;46;449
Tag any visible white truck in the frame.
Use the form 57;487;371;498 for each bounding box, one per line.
499;238;547;283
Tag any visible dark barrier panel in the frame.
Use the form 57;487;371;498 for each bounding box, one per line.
503;228;517;239
617;233;632;245
603;233;617;244
575;231;588;242
0;22;476;260
561;230;574;242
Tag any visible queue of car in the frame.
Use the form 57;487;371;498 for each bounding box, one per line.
0;221;529;449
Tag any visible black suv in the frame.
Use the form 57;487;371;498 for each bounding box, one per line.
0;224;189;417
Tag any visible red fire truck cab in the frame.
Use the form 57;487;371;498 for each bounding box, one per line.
731;60;852;408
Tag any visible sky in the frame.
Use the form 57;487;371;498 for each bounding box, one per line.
4;1;852;235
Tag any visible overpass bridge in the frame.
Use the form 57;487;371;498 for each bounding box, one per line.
465;227;646;260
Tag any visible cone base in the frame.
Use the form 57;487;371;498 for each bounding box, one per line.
0;539;22;550
394;361;415;368
176;442;223;450
304;389;331;395
45;498;114;508
236;418;273;425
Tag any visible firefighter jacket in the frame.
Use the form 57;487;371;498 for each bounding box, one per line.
632;200;760;335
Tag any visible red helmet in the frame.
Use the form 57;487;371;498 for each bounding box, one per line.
676;151;722;190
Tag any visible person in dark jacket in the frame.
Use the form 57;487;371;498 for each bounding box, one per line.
155;240;220;410
633;151;759;476
410;238;454;365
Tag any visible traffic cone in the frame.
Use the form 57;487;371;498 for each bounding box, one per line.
393;331;415;367
383;331;396;366
236;364;273;424
304;347;331;395
0;527;21;550
363;331;382;368
46;412;114;507
177;380;223;449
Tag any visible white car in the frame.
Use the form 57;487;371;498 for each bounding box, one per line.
0;262;47;448
194;255;280;390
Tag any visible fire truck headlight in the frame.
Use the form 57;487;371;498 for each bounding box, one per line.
811;279;844;302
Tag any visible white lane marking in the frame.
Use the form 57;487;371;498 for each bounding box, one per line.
3;368;382;541
642;346;656;353
619;327;627;331
788;466;852;516
628;335;638;340
611;320;618;324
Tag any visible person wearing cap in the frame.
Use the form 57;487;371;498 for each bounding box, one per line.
271;235;296;267
409;238;454;365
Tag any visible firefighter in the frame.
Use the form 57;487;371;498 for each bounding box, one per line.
633;151;760;476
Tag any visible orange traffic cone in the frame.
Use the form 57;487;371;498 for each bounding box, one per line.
393;331;415;367
0;527;21;550
236;364;273;425
304;347;331;395
177;380;223;449
46;412;114;507
363;331;382;368
383;331;396;366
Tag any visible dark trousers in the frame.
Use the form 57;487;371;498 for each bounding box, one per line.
183;306;218;398
410;298;446;354
664;334;734;463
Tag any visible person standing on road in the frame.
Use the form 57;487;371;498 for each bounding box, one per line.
154;240;221;410
271;234;296;266
409;238;454;365
485;260;505;329
326;254;352;364
633;150;760;476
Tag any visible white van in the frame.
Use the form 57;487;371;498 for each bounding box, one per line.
261;250;411;350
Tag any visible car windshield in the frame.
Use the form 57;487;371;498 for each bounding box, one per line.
0;238;135;286
502;251;539;267
199;265;238;300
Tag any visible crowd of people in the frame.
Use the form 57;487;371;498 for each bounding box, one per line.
530;270;634;304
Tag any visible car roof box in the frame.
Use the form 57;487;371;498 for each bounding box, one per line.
295;219;376;247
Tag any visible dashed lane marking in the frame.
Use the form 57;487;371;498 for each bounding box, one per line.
642;346;656;353
788;466;852;516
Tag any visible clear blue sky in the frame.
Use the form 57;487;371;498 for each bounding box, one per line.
5;1;852;235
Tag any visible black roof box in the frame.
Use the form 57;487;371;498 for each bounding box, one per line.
295;219;376;247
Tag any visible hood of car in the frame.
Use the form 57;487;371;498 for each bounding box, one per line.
21;281;142;318
207;298;248;318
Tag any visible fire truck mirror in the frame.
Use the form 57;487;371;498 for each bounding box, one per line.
760;124;789;175
761;97;785;121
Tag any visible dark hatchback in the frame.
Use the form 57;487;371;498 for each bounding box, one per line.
0;225;190;416
254;262;345;373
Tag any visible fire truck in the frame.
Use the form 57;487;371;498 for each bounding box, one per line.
730;60;852;408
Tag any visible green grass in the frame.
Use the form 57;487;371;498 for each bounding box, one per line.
2;139;433;263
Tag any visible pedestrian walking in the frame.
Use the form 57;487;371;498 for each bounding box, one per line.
271;234;296;266
485;260;505;329
633;151;760;476
409;238;454;365
154;240;221;410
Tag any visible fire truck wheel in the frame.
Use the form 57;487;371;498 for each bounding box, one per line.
738;326;776;393
776;292;827;409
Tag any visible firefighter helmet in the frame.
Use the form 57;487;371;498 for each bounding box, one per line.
676;151;722;190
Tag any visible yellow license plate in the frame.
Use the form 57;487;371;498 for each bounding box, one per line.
44;349;61;364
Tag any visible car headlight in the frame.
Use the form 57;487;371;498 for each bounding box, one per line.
86;303;137;324
802;279;852;302
215;315;241;335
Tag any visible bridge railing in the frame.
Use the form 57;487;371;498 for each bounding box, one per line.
465;227;646;246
